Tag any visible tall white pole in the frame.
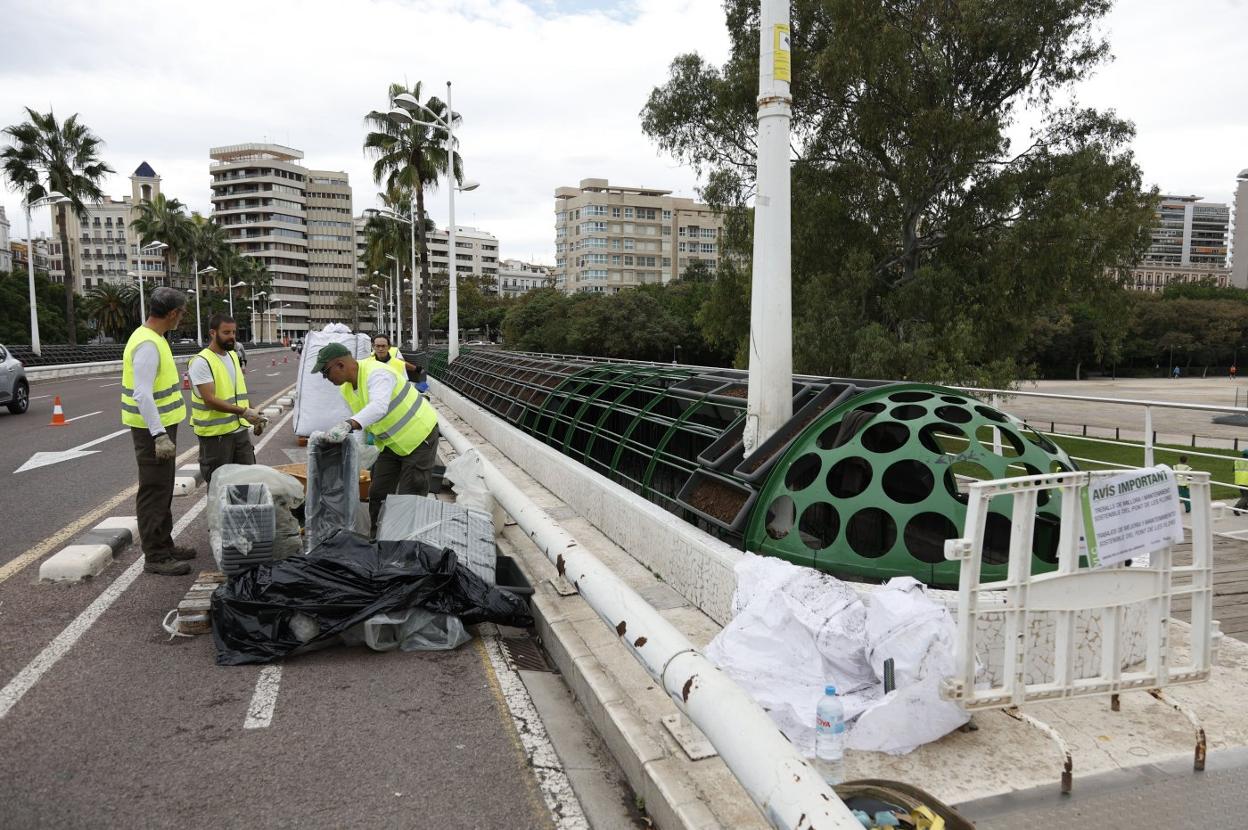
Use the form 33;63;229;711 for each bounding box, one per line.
409;198;419;352
193;257;202;344
742;0;793;453
137;250;146;321
447;80;461;364
228;280;234;318
250;287;257;345
24;202;41;355
392;261;401;344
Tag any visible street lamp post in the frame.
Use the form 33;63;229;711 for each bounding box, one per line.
743;0;793;453
392;86;480;362
253;289;267;344
228;279;247;318
194;264;218;344
384;255;402;345
129;241;168;321
22;191;68;355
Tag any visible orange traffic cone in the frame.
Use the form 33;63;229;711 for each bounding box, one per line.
182;372;191;390
271;358;276;367
49;396;67;426
283;355;288;365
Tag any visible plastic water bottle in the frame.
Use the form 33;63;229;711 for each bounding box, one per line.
815;685;846;785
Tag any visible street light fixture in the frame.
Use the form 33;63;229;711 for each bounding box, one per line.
384;254;403;345
192;265;218;345
22;191;68;355
389;82;478;363
228;279;247;318
252;289;267;344
133;240;168;321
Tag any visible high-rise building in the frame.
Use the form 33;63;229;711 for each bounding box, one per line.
1232;170;1248;289
210;143;355;337
46;162;164;293
426;224;499;284
304;170;356;328
496;259;553;298
0;206;11;273
553;178;723;294
1126;194;1231;292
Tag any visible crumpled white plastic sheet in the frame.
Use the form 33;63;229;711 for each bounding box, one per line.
706;554;969;756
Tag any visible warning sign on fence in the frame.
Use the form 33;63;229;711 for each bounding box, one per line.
1081;465;1185;568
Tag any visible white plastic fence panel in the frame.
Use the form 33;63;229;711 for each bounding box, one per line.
941;470;1214;711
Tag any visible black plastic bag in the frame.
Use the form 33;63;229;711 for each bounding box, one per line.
211;529;532;665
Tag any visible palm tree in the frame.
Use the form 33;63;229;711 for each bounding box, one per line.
186;212;227;272
84;282;135;341
2;108;114;344
131;193;192;288
363;81;463;349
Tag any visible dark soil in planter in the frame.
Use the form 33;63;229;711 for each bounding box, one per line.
689;476;748;522
738;405;824;474
718;384;748;398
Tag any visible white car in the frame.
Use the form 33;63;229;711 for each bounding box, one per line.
0;344;30;414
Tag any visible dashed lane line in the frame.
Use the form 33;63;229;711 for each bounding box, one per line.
0;405;296;720
243;666;283;729
0;496;208;719
63;410;103;423
0;384;294;586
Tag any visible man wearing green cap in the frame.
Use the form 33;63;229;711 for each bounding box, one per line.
311;342;440;536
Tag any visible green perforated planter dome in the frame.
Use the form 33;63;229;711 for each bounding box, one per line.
745;383;1077;588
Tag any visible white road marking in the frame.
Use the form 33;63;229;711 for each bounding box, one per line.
265;372;280;377
64;410;103;423
98;382;122;388
0;496;208;719
480;634;589;829
0;404;296;721
243;666;283;729
30;395;52;400
15;428;130;473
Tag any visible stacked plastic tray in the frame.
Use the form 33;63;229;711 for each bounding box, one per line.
377;496;497;585
219;483;276;576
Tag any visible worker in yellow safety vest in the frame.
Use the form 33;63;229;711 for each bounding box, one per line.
311;342;440;538
1235;450;1248;512
189;313;266;484
362;333;428;391
121;287;193;576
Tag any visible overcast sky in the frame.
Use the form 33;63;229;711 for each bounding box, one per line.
1;0;1245;263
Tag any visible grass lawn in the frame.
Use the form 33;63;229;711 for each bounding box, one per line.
1050;434;1242;501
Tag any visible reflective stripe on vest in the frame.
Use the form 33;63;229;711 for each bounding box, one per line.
340;359;436;455
189;349;250;437
121;327;186;429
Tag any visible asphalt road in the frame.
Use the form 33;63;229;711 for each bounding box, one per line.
0;355;592;829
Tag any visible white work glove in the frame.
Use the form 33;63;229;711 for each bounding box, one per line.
154;433;177;461
324;421;353;444
241;407;263;425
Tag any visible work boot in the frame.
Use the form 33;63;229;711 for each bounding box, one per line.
144;558;191;576
170;545;198;561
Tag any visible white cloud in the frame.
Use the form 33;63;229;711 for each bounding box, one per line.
2;0;1245;263
0;0;730;260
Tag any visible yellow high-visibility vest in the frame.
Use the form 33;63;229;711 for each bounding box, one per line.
1235;458;1248;487
189;348;250;437
340;358;436;455
361;346;406;380
121;327;186;429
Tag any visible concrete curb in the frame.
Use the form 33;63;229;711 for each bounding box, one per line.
173;465;204;497
40;516;140;583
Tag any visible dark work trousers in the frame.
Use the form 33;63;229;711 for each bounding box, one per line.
198;429;257;485
131;424;179;563
368;424;440;536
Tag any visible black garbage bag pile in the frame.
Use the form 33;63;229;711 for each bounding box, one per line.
211;529;532;665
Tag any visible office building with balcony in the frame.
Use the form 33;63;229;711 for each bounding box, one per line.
210;143;313;338
553;178;723;294
1232;170;1248;289
46;162;164;293
1126;194;1231;292
497;259;553;298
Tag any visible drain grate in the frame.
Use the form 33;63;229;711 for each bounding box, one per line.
500;636;556;673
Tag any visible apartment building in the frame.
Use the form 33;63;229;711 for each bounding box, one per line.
46;162;165;292
304;170;357;328
1127;194;1231;292
553;178;723;294
10;236;50;272
1232;170;1248;289
211;143;359;338
497;258;553;298
425;224;499;284
0;206;11;273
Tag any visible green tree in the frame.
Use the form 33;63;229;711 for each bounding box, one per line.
2;108;114;344
131;193;192;288
0;268;86;344
83;281;136;342
364;82;461;350
501;288;572;353
642;0;1154;386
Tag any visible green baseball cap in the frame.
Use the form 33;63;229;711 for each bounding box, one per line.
310;342;351;374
